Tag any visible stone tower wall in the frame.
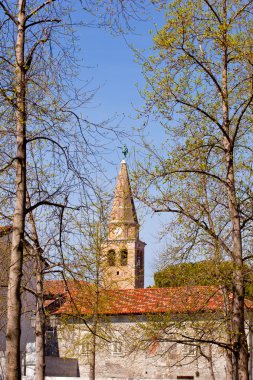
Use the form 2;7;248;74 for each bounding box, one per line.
102;160;146;290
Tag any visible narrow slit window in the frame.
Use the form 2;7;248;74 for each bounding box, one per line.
137;250;141;269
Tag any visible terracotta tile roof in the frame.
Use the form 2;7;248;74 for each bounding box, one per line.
44;280;253;316
44;279;95;296
44;279;73;296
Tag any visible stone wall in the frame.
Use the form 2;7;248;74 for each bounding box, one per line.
55;316;228;380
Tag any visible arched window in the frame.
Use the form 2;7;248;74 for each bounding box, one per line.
108;249;116;266
120;249;128;266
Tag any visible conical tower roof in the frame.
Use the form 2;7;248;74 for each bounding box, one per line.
109;160;138;225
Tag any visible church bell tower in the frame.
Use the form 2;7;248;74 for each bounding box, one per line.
102;160;146;289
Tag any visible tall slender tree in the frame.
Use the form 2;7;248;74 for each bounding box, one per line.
135;1;253;379
49;195;113;380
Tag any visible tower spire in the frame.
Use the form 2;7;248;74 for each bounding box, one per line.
102;160;146;289
109;160;138;228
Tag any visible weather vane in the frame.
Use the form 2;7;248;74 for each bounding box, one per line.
121;144;128;158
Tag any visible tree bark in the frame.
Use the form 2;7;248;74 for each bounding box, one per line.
5;1;27;379
225;349;233;380
207;345;217;380
27;192;45;380
89;332;96;380
35;249;45;380
221;2;248;378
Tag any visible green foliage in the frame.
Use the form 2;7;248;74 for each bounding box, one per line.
155;260;230;287
155;260;253;298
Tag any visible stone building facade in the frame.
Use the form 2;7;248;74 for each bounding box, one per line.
45;280;243;379
56;316;228;379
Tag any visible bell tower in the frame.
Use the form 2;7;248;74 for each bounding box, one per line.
102;160;146;289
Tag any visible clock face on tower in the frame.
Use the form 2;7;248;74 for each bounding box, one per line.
114;227;123;237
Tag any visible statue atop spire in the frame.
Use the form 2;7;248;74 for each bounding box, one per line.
122;144;128;159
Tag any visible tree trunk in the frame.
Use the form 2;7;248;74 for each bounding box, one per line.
89;223;101;380
223;134;248;380
207;345;217;380
221;2;248;377
27;192;45;380
225;349;233;380
6;1;27;379
35;256;45;380
89;333;96;380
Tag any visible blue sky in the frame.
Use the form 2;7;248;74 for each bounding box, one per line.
74;6;170;286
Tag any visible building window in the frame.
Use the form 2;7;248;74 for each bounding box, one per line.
111;341;124;356
181;344;197;357
81;340;91;356
108;250;116;266
45;330;58;356
136;250;143;270
120;249;128;266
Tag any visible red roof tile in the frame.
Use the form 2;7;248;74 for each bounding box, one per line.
44;279;92;296
44;281;253;316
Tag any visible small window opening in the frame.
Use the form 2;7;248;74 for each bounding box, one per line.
181;345;197;357
81;340;91;356
108;249;116;266
120;249;128;266
137;250;143;270
117;271;119;275
111;341;124;356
